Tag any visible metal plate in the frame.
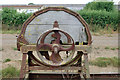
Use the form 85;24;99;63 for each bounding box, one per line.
24;11;87;44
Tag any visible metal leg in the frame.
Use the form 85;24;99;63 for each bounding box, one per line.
20;53;27;79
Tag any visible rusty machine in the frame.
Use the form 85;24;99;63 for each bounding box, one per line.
17;7;92;80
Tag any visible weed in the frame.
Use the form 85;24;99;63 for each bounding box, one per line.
3;58;11;63
105;47;110;50
105;47;117;50
89;57;111;67
0;48;4;51
12;47;18;51
117;47;120;50
111;48;116;50
2;66;20;78
110;57;120;67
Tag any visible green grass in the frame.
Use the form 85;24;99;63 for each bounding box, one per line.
12;47;18;51
105;46;110;50
0;48;4;51
2;30;20;34
3;58;11;63
89;57;120;67
111;48;116;50
2;66;20;78
104;47;117;50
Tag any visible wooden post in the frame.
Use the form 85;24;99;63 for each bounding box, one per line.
84;53;90;78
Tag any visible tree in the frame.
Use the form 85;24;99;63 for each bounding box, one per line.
84;1;114;12
28;3;35;5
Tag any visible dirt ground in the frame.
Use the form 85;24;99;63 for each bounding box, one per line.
0;33;119;74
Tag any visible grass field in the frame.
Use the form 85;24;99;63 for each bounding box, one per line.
89;57;120;67
1;66;20;78
2;30;21;34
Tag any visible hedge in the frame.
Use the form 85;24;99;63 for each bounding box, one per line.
1;8;32;27
78;10;119;30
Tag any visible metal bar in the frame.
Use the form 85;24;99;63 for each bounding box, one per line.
20;45;91;53
29;73;81;79
28;73;120;79
29;66;81;70
29;71;80;74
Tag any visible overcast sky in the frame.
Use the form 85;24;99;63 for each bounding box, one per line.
0;0;119;5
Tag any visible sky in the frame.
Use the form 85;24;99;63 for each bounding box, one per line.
0;0;119;5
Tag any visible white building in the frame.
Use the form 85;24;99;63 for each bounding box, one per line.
0;5;43;13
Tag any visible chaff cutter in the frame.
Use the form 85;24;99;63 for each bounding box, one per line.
17;7;92;80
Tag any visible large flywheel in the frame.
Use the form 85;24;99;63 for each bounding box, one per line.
35;21;81;67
